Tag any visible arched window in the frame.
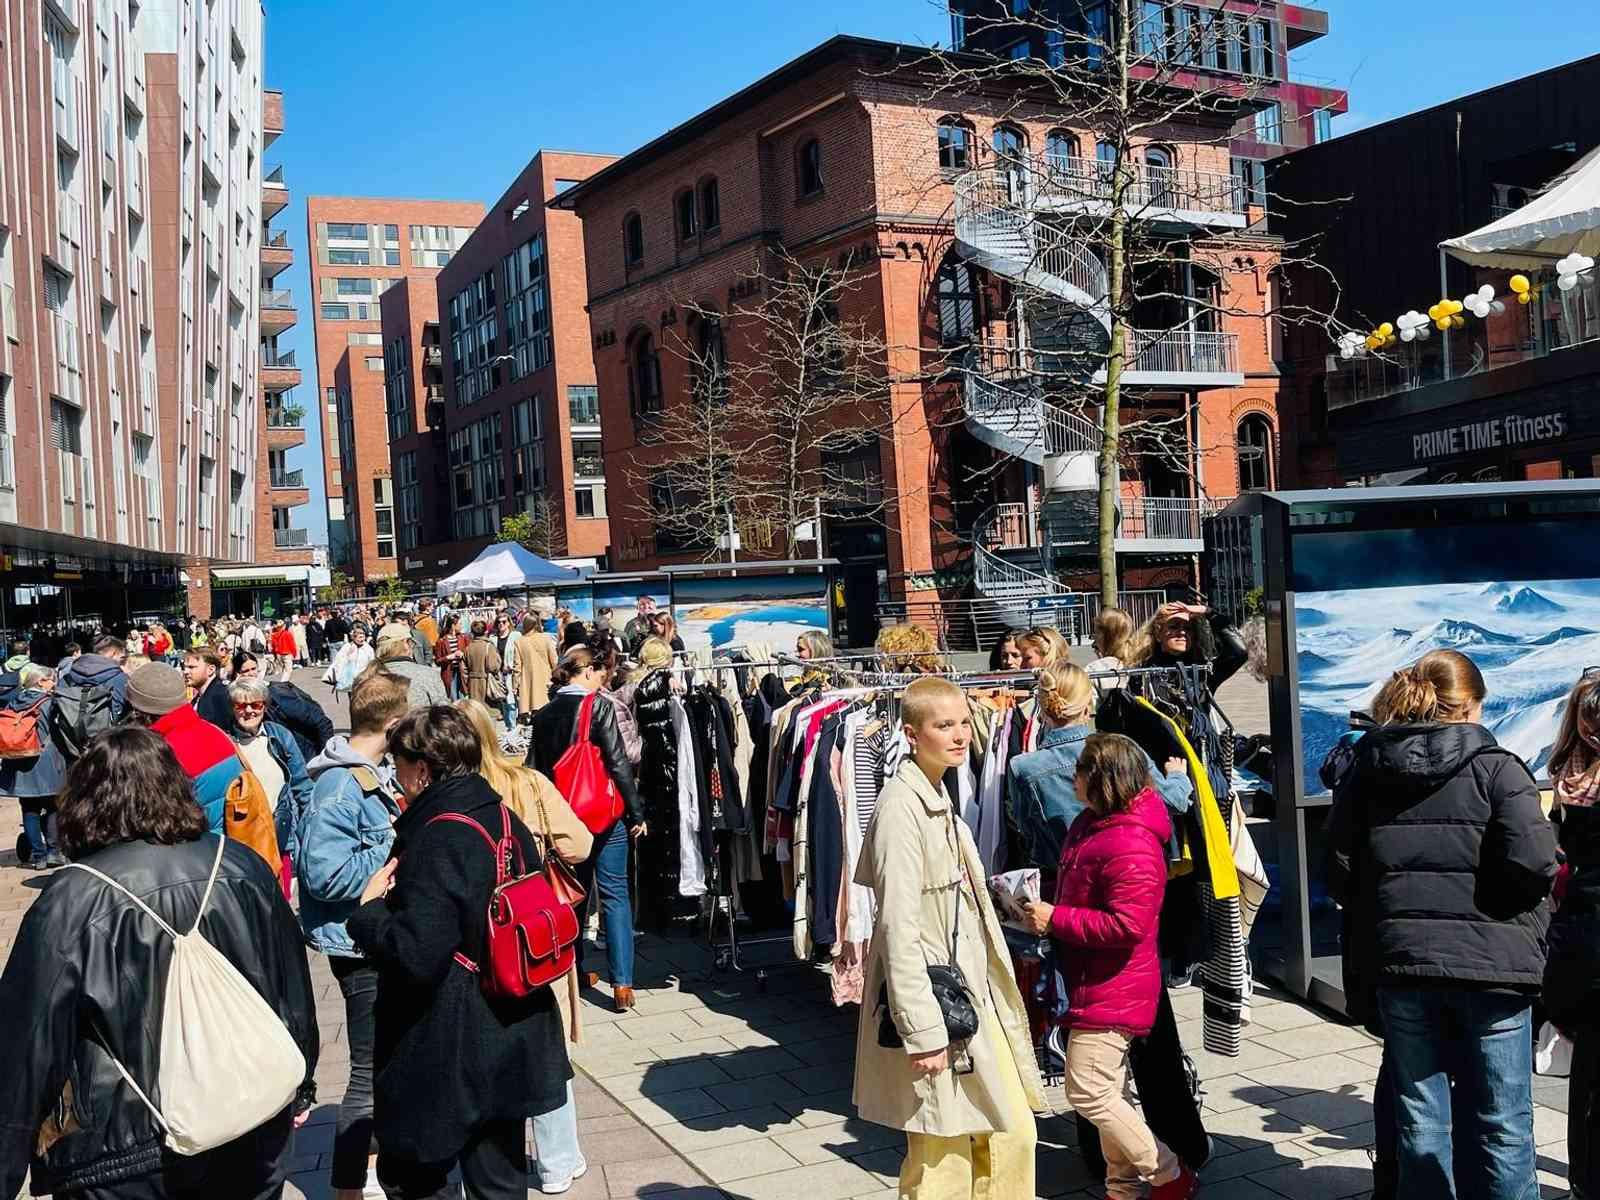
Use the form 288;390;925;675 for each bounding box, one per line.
674;189;696;242
1045;130;1079;175
1237;414;1275;491
628;330;662;416
797;138;824;197
693;311;728;403
935;254;982;347
699;178;721;232
1144;145;1174;205
622;212;644;266
992;123;1027;164
938;118;973;171
1093;139;1118;196
1144;145;1173;170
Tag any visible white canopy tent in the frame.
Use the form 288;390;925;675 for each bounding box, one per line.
434;542;578;596
1441;144;1600;269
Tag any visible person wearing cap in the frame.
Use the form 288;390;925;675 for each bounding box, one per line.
124;662;244;832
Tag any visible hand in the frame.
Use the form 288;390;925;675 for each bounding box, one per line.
629;822;649;840
909;1048;949;1078
1021;900;1055;936
292;1107;311;1130
1165;757;1187;776
360;859;398;905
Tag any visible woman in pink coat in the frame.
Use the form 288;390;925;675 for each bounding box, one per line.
1022;732;1197;1200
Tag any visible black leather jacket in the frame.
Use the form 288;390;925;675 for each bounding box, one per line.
526;688;644;828
0;835;319;1197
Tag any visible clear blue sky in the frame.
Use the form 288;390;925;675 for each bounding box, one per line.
263;0;1580;544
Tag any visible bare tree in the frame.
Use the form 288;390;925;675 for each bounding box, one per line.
624;247;898;562
498;499;560;560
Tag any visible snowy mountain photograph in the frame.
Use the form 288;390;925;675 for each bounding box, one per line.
1295;578;1600;792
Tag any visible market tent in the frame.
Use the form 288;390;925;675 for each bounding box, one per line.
435;542;578;596
1442;144;1600;268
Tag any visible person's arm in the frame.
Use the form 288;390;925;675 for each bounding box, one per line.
1205;612;1248;688
1049;847;1165;948
1477;754;1558;917
1325;777;1362;906
298;781;393;902
347;828;474;988
0;901;78;1200
1147;751;1194;814
277;731;314;850
487;645;502;674
864;792;947;1055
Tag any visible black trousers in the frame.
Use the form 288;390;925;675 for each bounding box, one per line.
61;1110;291;1200
377;1118;527;1200
330;956;380;1189
1573;1028;1599;1199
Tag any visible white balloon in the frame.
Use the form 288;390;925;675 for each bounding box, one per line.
1417;324;1431;339
1339;346;1353;359
1478;284;1495;300
1491;300;1505;314
1400;328;1416;342
1560;274;1579;291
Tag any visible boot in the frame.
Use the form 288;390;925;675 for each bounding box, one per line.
613;986;636;1013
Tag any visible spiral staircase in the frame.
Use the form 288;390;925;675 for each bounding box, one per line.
952;154;1246;618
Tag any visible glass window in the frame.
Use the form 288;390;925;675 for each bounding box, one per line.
385;248;400;266
700;179;720;231
993;125;1027;164
623;213;644;265
434;250;450;267
1137;0;1168;59
568;384;600;426
797;139;823;197
572;437;603;479
936;255;980;347
675;190;696;242
574;486;596;519
938;120;972;171
336;277;373;295
1144;146;1173;171
1045;130;1078;174
1083;2;1108;68
1248;19;1276;77
384;224;399;241
1314;108;1333;144
1254;102;1283;144
1008;41;1030;61
1237;414;1275;490
630;332;662;416
320;303;350;319
325;222;368;240
327;248;369;265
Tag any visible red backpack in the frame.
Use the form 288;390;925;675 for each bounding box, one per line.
428;804;578;997
0;696;48;759
553;692;622;834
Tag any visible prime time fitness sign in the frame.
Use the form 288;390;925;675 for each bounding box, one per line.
1411;411;1569;463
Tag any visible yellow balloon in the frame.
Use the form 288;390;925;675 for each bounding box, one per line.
1384;335;1398;347
1451;313;1466;328
1436;318;1451;330
1427;303;1442;321
1377;322;1394;338
1510;274;1530;294
1518;291;1533;305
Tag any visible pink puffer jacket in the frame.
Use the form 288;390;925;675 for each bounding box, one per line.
1049;787;1172;1037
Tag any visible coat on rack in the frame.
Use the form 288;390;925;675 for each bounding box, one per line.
633;668;682;913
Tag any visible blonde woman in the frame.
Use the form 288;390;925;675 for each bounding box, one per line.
1085;608;1134;675
874;622;945;675
1016;626;1069;670
455;698;592;1195
854;676;1046;1197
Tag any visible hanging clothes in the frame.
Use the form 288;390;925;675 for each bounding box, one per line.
971;707;1012;876
670;696;708;898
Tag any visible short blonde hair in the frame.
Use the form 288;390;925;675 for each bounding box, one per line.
901;675;964;729
875;622;943;674
1037;661;1094;724
637;636;674;669
1018;626;1069;667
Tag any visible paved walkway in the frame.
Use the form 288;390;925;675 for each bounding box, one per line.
0;667;1575;1198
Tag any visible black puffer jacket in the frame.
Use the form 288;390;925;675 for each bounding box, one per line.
526;688;644;828
1328;722;1556;1014
1544;804;1600;1030
633;669;681;909
346;772;571;1161
0;835;318;1197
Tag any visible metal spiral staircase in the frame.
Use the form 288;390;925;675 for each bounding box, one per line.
952;155;1245;617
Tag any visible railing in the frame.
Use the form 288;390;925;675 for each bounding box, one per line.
269;468;304;489
572;454;605;479
265;407;302;428
274;528;309;547
261;348;297;368
1024;154;1247;216
264;164;285;187
1121;495;1219;541
1125;328;1239;375
265;229;289;248
878;588;1172;653
569;394;601;425
953;168;1110;306
423;345;442;366
260;288;293;309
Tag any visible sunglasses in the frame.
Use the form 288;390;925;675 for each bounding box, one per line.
232;701;266;713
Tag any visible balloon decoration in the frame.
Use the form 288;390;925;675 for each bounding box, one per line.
1510;274;1533;305
1335;268;1568;361
1557;253;1595;293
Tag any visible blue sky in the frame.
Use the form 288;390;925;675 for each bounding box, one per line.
263;0;1580;544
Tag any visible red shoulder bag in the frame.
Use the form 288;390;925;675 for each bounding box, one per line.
427;804;579;997
553;692;622;834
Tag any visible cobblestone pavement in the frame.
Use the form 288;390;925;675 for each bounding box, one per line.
0;667;1574;1198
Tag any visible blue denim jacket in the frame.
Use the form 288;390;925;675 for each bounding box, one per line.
297;740;401;957
1007;723;1194;871
257;722;313;862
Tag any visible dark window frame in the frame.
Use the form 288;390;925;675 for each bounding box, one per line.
628;329;663;417
797;137;824;199
698;177;721;233
622;212;645;267
674;188;697;243
938;118;974;172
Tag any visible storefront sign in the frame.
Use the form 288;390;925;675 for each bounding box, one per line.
1411;410;1569;463
214;574;290;589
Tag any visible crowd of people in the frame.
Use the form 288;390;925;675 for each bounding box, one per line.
0;587;1593;1200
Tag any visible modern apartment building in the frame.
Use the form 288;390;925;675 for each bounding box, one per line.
304;196;482;584
556;34;1287;643
0;0;278;626
379;278;449;575
403;151;614;587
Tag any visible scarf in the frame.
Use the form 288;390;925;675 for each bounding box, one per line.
1557;748;1600;808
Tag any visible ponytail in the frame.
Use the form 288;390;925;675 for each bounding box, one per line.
1373;650;1485;724
551;646;595;689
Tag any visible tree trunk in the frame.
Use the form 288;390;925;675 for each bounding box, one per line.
1098;0;1133;611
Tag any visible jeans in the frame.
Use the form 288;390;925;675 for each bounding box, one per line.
575;821;634;987
499;689;517;730
1377;986;1537;1200
329;957;379;1190
532;1081;585;1187
20;797;58;859
377;1117;526;1200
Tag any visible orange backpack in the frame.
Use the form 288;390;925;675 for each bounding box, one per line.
0;696;48;759
224;757;281;874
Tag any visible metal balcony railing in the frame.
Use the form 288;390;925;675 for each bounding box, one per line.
265;229;290;248
274;528;309;547
260;288;293;309
261;348;297;368
264;164;285;187
423;345;442;366
265;407;302;429
1124;327;1240;375
572;455;605;479
269;468;304;489
1026;153;1248;216
1119;495;1219;541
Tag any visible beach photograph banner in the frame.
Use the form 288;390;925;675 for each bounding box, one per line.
670;574;830;654
592;580;670;625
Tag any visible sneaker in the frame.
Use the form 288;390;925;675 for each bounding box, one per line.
1150;1165;1198;1200
538;1157;589;1195
24;857;50;872
362;1166;386;1199
45;851;66;868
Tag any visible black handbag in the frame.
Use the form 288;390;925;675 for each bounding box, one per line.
877;836;981;1050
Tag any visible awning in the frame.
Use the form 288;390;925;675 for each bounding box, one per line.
435;542;579;596
1442;144;1600;268
211;565;313;590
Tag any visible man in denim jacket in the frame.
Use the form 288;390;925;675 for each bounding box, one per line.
296;669;410;1200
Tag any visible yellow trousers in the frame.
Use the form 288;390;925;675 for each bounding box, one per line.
899;1009;1037;1199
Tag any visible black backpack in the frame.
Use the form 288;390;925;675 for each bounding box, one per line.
50;676;122;759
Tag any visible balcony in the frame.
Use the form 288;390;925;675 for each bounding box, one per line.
423;344;442;367
125;152;144;216
261;351;301;393
274;528;310;548
202;143;223;188
260;228;292;277
262;89;283;147
203;235;221;279
1020;154;1248;228
44;0;77;31
262;164;287;216
1122;328;1243;385
270;468;304;489
424;387;445;429
573;453;605;480
1037;492;1219;554
259;287;296;333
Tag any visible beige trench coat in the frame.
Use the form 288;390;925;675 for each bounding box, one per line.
462;638;503;704
853;760;1047;1137
512;631;556;714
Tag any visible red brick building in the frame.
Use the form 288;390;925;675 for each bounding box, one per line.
304;196;483;584
410;151;614;586
556;35;1286;639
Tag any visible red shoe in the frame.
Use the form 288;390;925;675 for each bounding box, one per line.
1150;1165;1198;1200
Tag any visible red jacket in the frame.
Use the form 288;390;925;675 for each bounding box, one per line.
149;704;244;834
270;629;297;657
1049;787;1172;1037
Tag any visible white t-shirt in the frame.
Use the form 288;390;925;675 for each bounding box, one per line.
233;731;284;812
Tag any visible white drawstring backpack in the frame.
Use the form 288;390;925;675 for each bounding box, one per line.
66;835;307;1155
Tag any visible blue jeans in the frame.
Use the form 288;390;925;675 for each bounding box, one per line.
1377;986;1537;1200
532;1081;585;1187
576;821;634;987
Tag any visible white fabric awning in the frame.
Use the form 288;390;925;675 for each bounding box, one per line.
1442;144;1600;269
435;542;579;596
